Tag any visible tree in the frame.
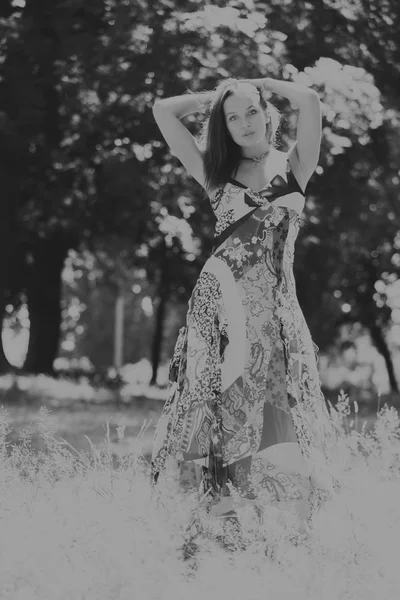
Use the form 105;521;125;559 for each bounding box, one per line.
1;0;399;389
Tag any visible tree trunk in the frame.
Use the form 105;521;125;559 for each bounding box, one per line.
0;135;21;374
150;246;169;386
23;234;69;374
366;321;399;393
0;264;13;374
0;319;12;373
336;312;399;393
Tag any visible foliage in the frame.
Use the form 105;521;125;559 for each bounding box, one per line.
0;0;399;383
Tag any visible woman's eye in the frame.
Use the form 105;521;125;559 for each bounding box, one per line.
229;109;257;122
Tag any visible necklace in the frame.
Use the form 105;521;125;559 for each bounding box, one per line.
241;148;271;166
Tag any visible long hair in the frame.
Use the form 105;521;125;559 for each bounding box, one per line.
189;78;283;196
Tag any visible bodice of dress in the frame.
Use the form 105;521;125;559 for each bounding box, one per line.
208;153;305;242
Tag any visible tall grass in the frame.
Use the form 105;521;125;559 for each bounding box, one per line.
0;392;399;600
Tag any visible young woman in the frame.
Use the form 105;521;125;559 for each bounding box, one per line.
150;76;338;543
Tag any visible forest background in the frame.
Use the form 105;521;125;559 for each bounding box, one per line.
0;0;399;440
1;3;400;597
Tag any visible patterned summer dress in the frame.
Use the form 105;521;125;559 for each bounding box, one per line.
151;151;337;530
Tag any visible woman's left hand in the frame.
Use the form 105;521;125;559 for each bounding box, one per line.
238;77;261;88
238;78;272;97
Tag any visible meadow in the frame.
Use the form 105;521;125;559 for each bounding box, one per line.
0;375;399;600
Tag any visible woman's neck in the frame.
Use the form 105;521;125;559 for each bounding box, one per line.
233;148;279;186
241;141;271;161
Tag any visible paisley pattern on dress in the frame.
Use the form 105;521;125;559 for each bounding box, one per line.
151;152;338;530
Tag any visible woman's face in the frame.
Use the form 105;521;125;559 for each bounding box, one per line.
223;86;268;148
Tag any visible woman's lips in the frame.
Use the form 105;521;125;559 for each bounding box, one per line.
243;131;255;137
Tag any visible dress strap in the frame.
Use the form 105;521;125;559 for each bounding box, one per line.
285;154;306;196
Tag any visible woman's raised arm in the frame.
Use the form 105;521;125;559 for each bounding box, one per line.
152;91;215;190
241;77;322;192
